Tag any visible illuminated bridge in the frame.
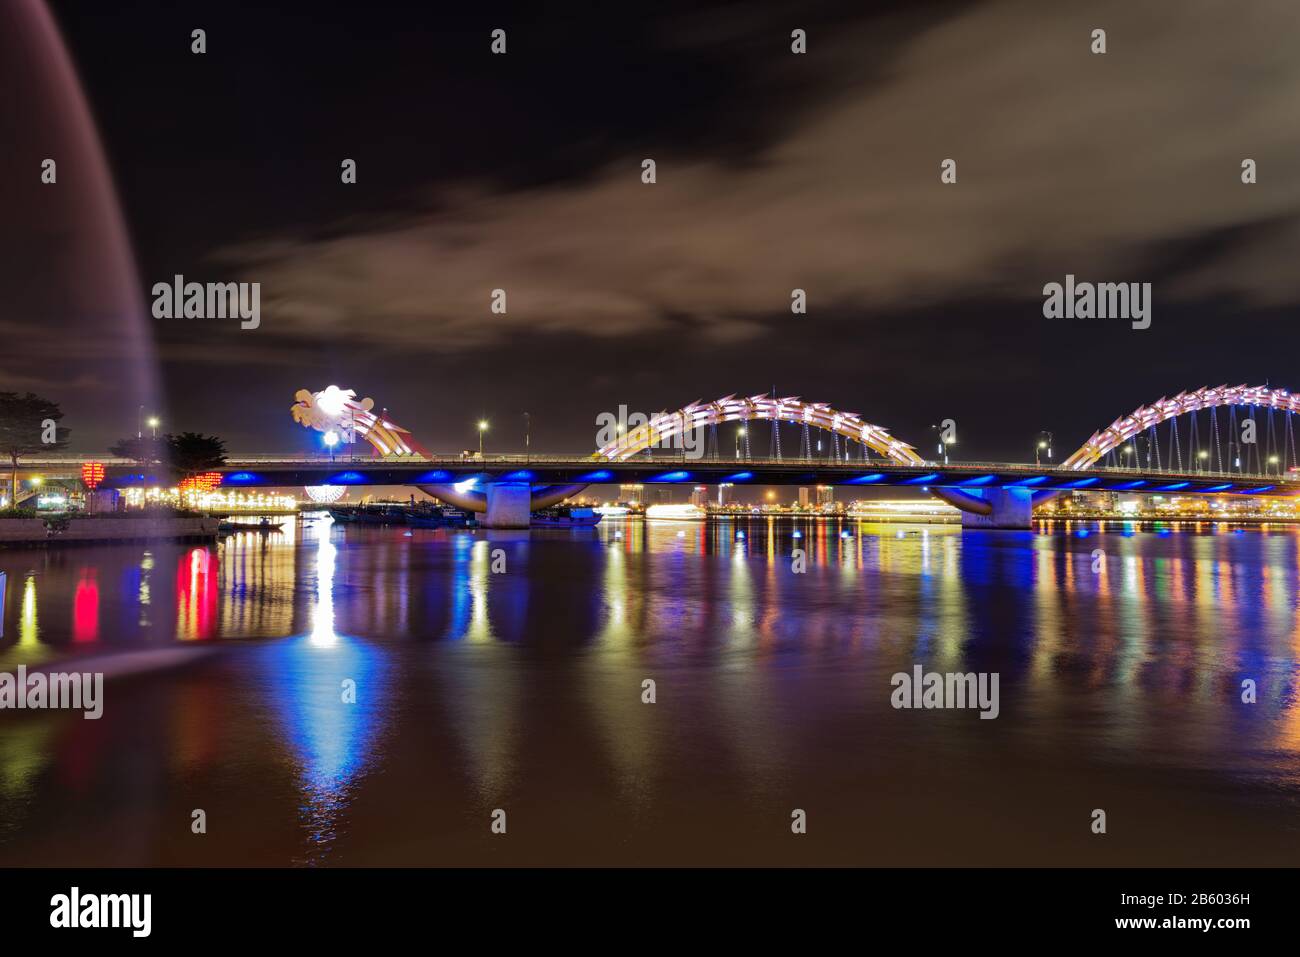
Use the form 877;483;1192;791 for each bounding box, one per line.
18;385;1300;529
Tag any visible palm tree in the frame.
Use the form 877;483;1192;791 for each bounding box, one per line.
166;432;228;479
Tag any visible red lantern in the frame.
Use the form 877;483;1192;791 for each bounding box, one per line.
81;461;106;490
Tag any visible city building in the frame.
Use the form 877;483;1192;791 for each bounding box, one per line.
690;485;710;508
718;483;735;506
798;486;811;508
816;485;834;506
619;484;644;506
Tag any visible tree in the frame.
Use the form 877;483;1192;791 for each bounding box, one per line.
0;392;69;509
166;432;227;479
109;435;166;465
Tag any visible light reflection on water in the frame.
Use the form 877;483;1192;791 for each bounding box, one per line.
0;515;1299;865
254;516;390;861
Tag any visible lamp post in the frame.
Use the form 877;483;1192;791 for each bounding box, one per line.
324;430;339;463
929;424;950;466
524;413;531;462
478;420;489;458
1037;430;1053;467
1197;449;1209;474
146;416;160;439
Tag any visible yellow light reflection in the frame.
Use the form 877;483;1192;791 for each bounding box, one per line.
19;574;38;648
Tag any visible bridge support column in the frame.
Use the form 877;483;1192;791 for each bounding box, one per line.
483;482;533;529
932;487;1034;530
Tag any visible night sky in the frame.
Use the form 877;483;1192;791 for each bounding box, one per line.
7;0;1300;461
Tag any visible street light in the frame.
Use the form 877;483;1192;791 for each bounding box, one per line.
930;424;950;466
324;430;339;462
478;420;489;457
1269;454;1279;476
524;413;531;462
146;416;160;438
1198;449;1209;474
735;426;746;460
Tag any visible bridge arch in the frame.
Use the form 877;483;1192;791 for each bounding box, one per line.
1063;384;1300;472
594;394;925;464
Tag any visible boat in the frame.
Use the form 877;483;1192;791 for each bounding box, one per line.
218;518;282;534
645;503;707;521
407;508;473;528
329;503;474;528
328;504;406;525
406;516;445;528
531;506;602;527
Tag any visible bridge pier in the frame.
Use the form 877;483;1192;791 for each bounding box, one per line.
417;481;588;528
482;482;533;529
931;487;1035;530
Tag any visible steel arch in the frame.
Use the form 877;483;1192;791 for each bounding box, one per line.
594;394;925;464
1062;384;1299;470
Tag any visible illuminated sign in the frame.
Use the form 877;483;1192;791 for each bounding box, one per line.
178;472;223;494
81;462;106;490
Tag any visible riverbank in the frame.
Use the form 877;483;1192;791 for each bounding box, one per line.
0;515;220;547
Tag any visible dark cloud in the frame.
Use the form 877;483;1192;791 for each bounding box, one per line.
207;0;1300;356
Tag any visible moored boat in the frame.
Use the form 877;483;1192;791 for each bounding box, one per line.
218;518;283;534
329;503;473;528
531;506;602;527
645;503;706;521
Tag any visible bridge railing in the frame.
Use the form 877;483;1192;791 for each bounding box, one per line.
11;454;1299;483
910;461;1299;481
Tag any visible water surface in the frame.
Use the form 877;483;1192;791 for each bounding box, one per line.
1;515;1298;865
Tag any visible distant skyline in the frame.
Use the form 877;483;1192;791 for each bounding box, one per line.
7;1;1300;460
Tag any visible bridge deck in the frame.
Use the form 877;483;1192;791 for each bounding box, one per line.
35;456;1291;496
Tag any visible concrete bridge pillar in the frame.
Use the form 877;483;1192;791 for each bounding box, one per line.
931;486;1035;530
483;482;533;529
417;482;587;528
